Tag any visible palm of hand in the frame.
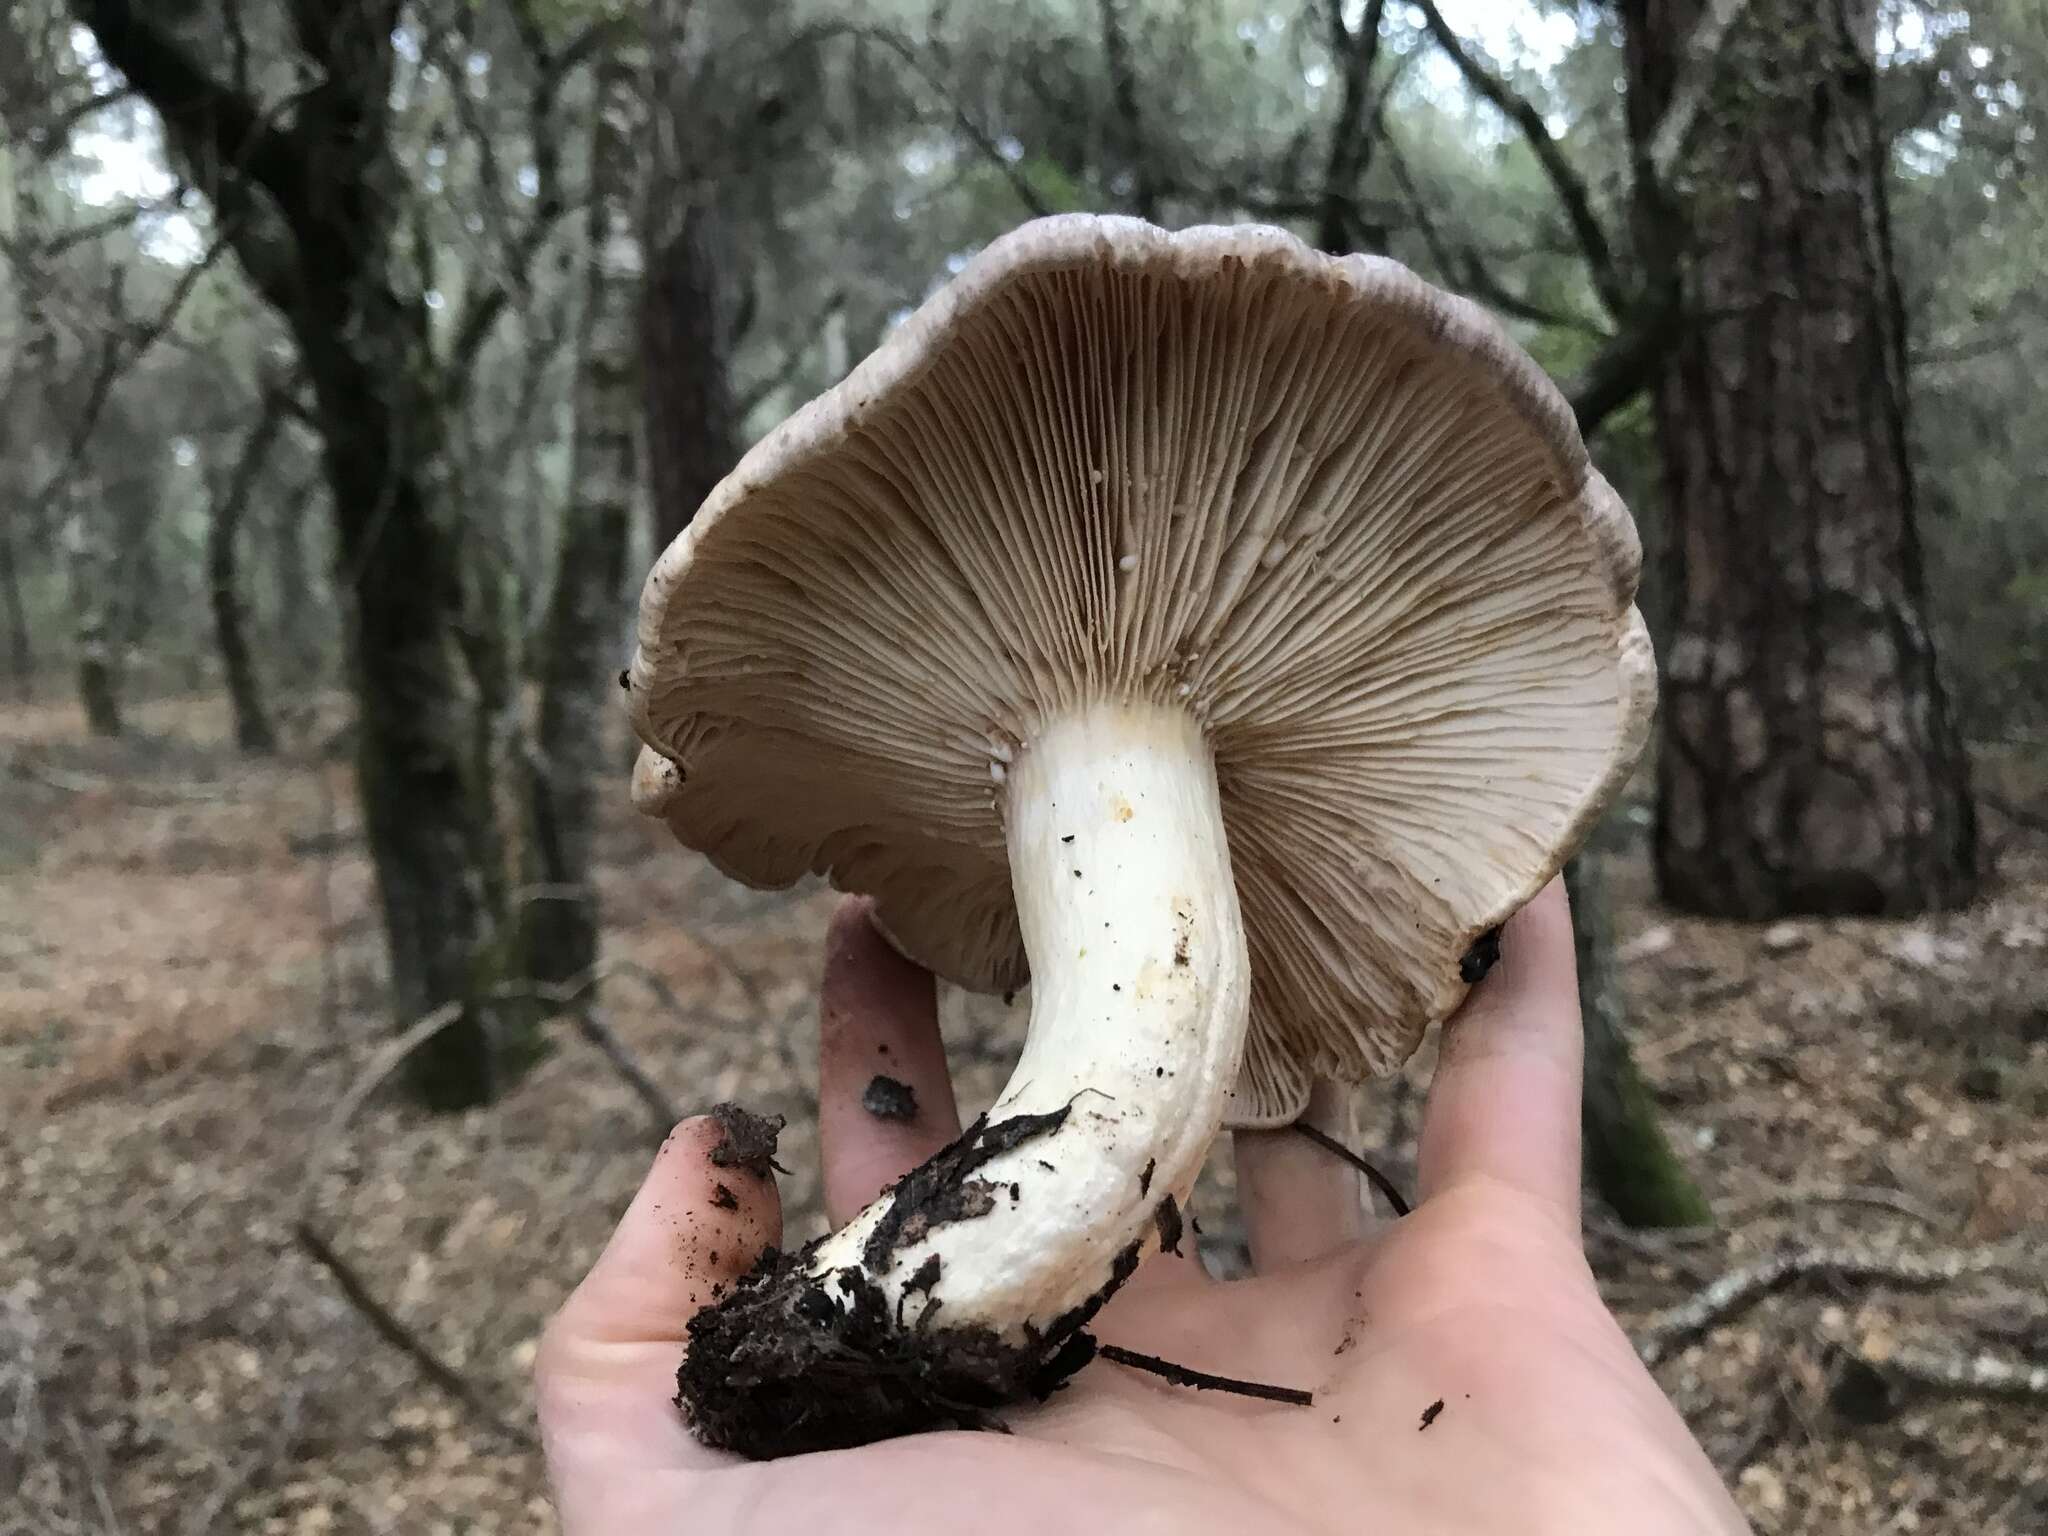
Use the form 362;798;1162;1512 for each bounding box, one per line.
538;888;1746;1536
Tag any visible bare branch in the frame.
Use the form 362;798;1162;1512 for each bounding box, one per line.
1379;121;1601;333
70;1;314;237
25;230;234;538
32;86;135;150
1411;0;1624;316
736;288;845;416
1312;0;1387;252
293;1222;536;1447
1849;1337;2048;1402
1097;0;1159;221
851;25;1052;217
1567;280;1683;440
1635;1242;2022;1366
442;9;614;392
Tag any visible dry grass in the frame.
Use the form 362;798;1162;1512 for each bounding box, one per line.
2;693;2044;1533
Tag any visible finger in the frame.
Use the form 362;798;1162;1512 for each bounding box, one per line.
1232;1080;1372;1272
819;897;964;1227
537;1116;782;1483
1416;877;1582;1224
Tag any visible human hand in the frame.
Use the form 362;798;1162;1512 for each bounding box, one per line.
537;879;1750;1534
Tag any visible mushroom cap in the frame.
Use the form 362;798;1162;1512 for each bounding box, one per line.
629;215;1653;1127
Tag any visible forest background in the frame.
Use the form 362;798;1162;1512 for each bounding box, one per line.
2;1;2046;1531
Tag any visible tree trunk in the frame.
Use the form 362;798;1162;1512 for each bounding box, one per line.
64;481;122;737
525;42;643;985
207;394;285;755
319;340;522;1110
638;209;740;547
0;520;31;697
640;4;740;549
1569;856;1711;1229
1626;0;1976;918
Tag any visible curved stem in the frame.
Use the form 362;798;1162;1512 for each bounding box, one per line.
808;702;1250;1337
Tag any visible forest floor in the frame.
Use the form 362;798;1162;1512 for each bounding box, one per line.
3;693;2045;1535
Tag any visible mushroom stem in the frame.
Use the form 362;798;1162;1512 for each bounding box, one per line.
677;704;1252;1454
811;700;1251;1332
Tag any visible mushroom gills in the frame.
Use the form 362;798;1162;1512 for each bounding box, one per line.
678;701;1251;1454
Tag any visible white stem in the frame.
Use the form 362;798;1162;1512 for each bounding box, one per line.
809;702;1250;1337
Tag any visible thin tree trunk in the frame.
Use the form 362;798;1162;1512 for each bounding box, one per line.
1568;856;1711;1229
64;479;122;737
1097;0;1160;222
1626;0;1976;917
207;393;286;755
0;521;31;697
640;3;740;547
639;209;739;547
525;40;643;985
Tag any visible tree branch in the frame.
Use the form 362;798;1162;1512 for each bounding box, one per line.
1635;1242;2019;1366
1098;0;1159;221
1380;120;1601;333
443;7;614;393
851;25;1053;217
1567;278;1683;439
1313;0;1387;252
26;230;234;537
70;1;314;237
1411;0;1624;316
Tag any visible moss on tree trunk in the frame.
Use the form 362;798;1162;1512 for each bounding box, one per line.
1569;856;1711;1229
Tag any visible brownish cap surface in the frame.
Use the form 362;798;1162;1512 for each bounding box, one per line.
628;215;1653;1126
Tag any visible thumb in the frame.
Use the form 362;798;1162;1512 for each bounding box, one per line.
537;1112;783;1487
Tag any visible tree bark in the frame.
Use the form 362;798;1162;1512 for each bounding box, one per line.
525;40;642;985
1625;0;1976;917
0;521;32;697
638;208;740;547
64;479;122;737
206;393;285;755
640;2;740;547
1569;856;1711;1229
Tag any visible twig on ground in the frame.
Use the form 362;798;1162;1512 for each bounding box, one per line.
1716;1185;1948;1229
487;968;682;1134
1635;1242;2019;1366
302;1003;466;1197
4;753;228;802
292;1002;534;1448
293;1222;535;1448
1846;1335;2048;1402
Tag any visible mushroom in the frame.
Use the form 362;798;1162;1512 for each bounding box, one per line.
628;216;1653;1455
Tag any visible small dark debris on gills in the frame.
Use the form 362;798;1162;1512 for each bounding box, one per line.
1459;928;1503;984
710;1183;739;1211
1138;1157;1156;1196
861;1074;918;1122
616;668;631;691
707;1102;788;1178
1419;1397;1445;1431
1154;1194;1183;1256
